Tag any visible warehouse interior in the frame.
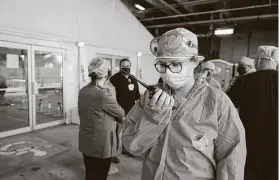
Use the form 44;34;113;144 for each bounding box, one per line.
122;0;278;60
0;0;278;179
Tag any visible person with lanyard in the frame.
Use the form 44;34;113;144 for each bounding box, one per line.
122;28;246;180
200;61;222;89
109;58;141;162
78;58;125;180
227;46;278;180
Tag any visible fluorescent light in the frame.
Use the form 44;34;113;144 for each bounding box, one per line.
214;28;234;36
135;4;145;11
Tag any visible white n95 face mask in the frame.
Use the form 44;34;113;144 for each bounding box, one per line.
161;69;192;89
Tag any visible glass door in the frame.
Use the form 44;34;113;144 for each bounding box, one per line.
0;41;32;138
31;46;65;130
96;53;129;75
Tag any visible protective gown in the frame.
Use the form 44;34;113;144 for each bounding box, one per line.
122;78;246;180
207;77;222;90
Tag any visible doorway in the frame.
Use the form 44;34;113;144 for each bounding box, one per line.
0;41;66;138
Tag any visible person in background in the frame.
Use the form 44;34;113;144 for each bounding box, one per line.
78;58;125;180
122;28;246;180
0;74;7;104
227;46;278;180
227;56;256;92
200;61;222;89
237;56;256;76
109;58;141;162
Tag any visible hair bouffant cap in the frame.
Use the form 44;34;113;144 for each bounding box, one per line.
201;61;221;74
88;57;109;78
150;28;204;62
257;46;278;62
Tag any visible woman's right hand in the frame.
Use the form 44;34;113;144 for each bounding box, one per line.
148;88;175;111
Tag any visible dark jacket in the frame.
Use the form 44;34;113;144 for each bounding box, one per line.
78;82;125;158
227;70;278;179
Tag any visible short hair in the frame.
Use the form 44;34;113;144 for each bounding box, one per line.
119;59;131;67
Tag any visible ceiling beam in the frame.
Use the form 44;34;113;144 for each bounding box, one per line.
136;0;220;15
143;0;174;15
173;0;194;13
140;4;277;21
145;14;278;28
157;0;184;15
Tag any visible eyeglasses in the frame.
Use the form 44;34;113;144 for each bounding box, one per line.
154;61;183;73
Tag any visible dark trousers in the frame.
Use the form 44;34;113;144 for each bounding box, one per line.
83;154;112;180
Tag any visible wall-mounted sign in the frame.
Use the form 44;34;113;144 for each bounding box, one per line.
6;54;19;68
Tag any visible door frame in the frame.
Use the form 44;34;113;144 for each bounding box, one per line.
96;53;129;75
31;45;66;130
0;41;67;138
0;41;32;138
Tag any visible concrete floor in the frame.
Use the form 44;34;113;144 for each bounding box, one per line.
0;125;143;180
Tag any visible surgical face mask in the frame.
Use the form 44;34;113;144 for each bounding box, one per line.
161;67;193;89
121;67;131;74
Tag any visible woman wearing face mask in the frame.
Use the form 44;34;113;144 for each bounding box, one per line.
226;56;256;92
122;28;246;180
200;61;222;89
78;58;125;180
236;56;256;76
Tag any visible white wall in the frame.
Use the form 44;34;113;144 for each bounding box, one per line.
0;0;155;125
0;0;153;52
219;31;278;63
138;54;160;93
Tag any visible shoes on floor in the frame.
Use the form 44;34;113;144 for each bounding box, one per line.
111;156;120;164
108;165;118;175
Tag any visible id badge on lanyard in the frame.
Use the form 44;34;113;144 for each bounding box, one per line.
128;78;134;91
128;84;134;91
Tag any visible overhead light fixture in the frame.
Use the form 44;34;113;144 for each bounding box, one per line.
77;42;85;48
137;52;142;57
135;4;145;11
214;28;234;36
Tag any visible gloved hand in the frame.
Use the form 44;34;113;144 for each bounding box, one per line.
148;88;175;111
